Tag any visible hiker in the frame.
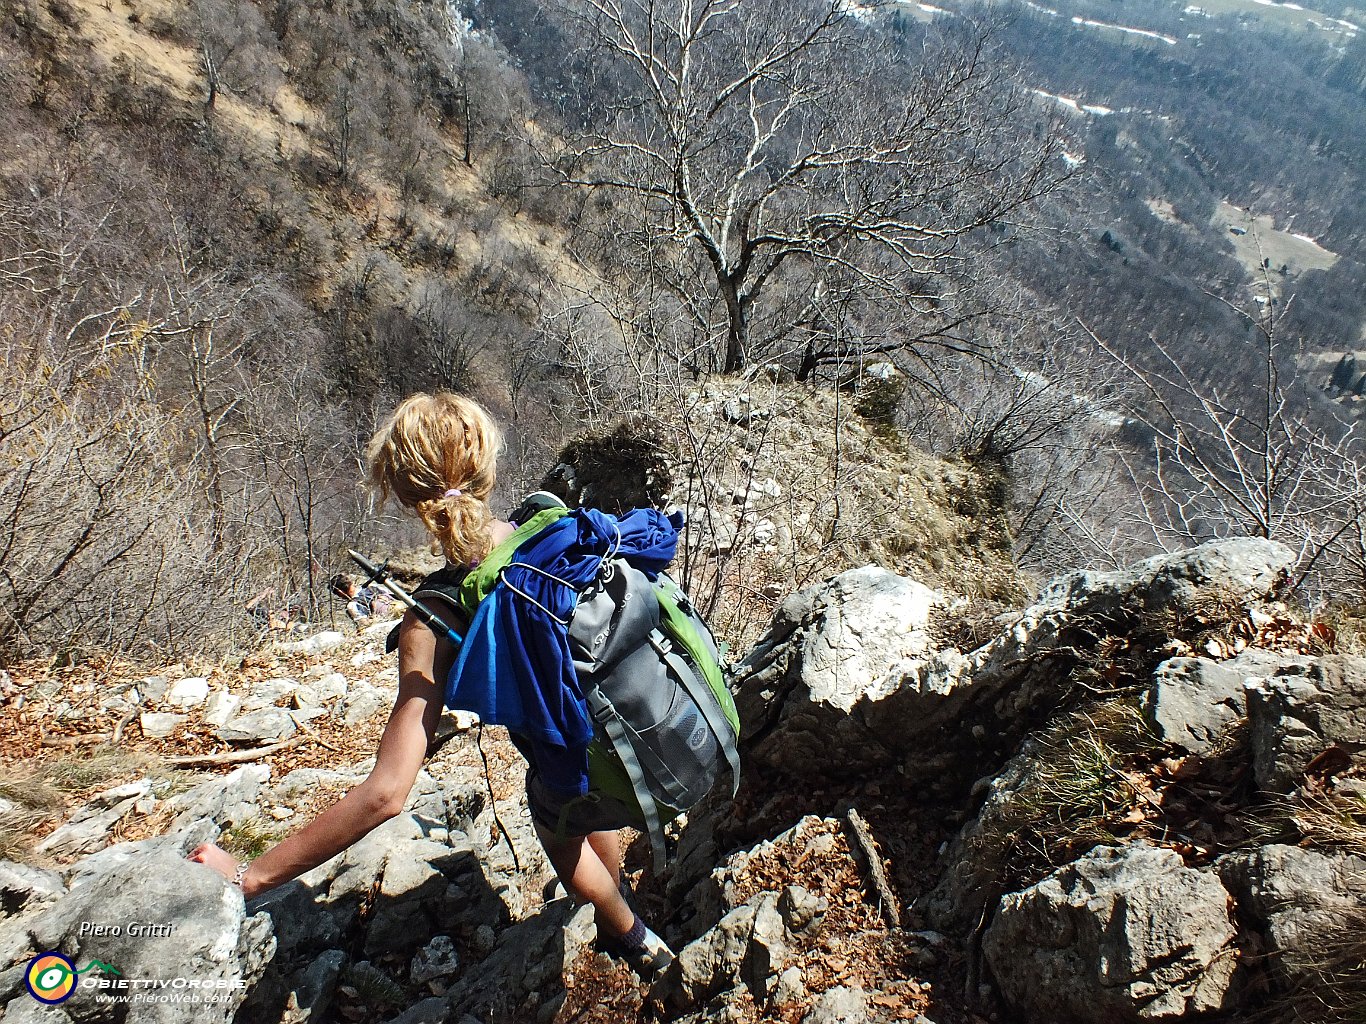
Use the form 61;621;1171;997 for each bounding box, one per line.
188;393;673;974
329;573;393;627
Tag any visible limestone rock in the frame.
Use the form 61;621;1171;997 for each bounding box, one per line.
658;892;790;1007
219;708;298;744
203;690;243;728
801;985;877;1023
1141;650;1301;753
735;567;943;777
344;683;388;726
35;780;152;858
1246;656;1366;792
363;619;399;639
168;676;210;707
314;673;349;701
1038;537;1293;620
277;631;346;656
5;847;274;1023
281;949;345;1023
139;676;171;702
983;844;1240;1022
140;711;187;738
242;677;299;710
410;934;460;983
1219;844;1366;986
737;540;1294;793
167;765;270;833
777;884;827;933
0;860;65;915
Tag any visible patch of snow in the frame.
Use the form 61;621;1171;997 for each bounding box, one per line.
1282;2;1303;8
1333;17;1361;29
1034;87;1081;112
1183;4;1211;13
1024;1;1061;15
1032;89;1114;118
1061;151;1086;169
919;2;948;12
1291;232;1332;252
1070;15;1179;43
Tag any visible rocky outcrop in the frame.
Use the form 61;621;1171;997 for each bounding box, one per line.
0;847;274;1024
983;845;1241;1022
734;567;944;776
737;539;1295;794
3;536;1346;1024
1246;655;1366;792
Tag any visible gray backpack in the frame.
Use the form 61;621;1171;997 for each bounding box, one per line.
415;494;741;869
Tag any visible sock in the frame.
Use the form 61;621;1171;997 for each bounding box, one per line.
612;914;648;952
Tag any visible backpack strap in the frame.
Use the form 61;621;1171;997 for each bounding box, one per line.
457;504;571;610
383;564;472;654
585;685;669;871
382;496;572;655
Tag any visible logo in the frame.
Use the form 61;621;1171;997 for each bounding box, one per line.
26;953;76;1004
25;953;121;1004
689;722;710;750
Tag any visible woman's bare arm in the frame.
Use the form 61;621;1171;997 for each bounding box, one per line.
188;609;456;897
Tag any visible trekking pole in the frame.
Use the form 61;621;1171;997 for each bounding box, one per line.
346;549;464;648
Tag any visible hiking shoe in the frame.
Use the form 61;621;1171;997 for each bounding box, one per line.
600;924;675;978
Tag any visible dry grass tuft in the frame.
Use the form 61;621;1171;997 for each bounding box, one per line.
0;749;195;863
1279;906;1366;1024
219;815;288;860
960;698;1169;900
1255;790;1366;859
1000;700;1166;873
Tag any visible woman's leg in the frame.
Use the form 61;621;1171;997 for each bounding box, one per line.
586;830;622;888
534;822;634;937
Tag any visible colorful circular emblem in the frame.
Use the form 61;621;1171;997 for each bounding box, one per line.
26;952;77;1004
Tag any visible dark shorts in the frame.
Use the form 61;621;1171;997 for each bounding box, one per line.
526;768;645;839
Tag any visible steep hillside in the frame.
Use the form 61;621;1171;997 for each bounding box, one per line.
0;0;590;659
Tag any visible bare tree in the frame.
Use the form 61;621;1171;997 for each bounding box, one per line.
320;58;376;181
1085;275;1361;587
549;0;1071;374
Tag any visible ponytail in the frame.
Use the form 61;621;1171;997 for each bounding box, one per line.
365;393;504;566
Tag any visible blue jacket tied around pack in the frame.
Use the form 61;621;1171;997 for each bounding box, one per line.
445;507;685;798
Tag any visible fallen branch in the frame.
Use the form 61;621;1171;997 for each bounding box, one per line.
111;707;139;745
39;705;145;750
40;733;106;749
163;736;304;767
294;716;341;753
844;807;901;928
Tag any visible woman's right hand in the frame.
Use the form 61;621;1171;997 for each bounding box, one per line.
186;842;254;894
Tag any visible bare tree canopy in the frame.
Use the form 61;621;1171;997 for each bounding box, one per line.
548;0;1072;374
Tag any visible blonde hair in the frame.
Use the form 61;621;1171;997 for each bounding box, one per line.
365;393;503;566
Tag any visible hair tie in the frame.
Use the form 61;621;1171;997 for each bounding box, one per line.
444;488;462;498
